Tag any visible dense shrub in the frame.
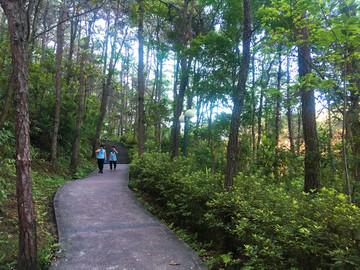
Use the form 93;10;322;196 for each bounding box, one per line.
129;152;360;269
129;152;223;230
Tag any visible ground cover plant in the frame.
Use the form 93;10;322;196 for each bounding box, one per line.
129;151;360;269
0;124;96;269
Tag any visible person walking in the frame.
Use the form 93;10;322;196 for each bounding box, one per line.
95;145;106;173
109;146;118;171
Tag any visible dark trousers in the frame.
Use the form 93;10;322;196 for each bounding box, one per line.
110;161;116;170
97;159;104;172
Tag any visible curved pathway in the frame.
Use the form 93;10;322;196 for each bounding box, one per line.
50;162;207;269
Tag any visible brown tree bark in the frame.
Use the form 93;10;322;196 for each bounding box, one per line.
0;0;37;268
208;102;215;174
274;49;282;178
348;61;360;187
137;0;146;157
298;19;320;193
286;54;295;153
70;11;97;173
251;54;256;154
225;0;252;190
170;0;196;159
91;4;124;158
256;59;273;151
51;0;68;166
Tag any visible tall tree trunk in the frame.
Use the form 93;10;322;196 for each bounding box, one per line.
298;19;320;193
257;86;264;151
40;0;49;62
155;59;163;146
286;54;295;153
342;53;351;202
68;0;79;63
171;57;191;159
171;0;195;159
137;0;145;157
70;12;96;173
0;0;37;268
209;102;215;174
297;107;302;155
348;60;360;190
274;49;282;178
256;59;273;151
326;96;334;163
51;0;68;166
251;54;256;154
225;0;252;190
91;4;123;158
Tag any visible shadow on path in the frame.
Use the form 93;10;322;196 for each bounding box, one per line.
50;164;207;270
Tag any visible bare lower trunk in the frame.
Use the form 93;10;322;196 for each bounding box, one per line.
51;0;68;166
298;21;320;193
225;0;252;189
274;49;282;178
171;57;189;159
251;55;256;154
286;55;295;153
137;0;145;157
0;0;37;268
70;13;96;173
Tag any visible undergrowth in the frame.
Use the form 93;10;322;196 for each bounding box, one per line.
129;151;360;270
0;152;96;269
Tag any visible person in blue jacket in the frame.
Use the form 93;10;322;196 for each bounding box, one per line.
109;146;118;171
95;145;107;173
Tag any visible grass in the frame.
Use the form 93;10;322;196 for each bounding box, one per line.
0;157;96;269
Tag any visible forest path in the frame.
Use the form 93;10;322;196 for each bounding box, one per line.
50;161;207;269
102;141;131;164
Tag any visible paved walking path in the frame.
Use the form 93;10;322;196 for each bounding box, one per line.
50;163;207;270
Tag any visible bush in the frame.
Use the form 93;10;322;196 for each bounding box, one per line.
129;152;360;269
206;175;360;269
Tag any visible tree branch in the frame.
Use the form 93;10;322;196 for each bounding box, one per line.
31;3;103;42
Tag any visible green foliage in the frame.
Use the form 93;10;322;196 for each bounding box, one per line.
130;152;360;269
129;152;223;228
0;153;95;268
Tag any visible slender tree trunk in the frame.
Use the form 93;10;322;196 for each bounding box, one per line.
209;103;215;174
155;59;163;146
342;53;351;202
70;12;96;173
348;62;360;189
68;0;78;62
297;108;302;155
256;59;273;151
171;0;195;159
171;57;191;159
251;54;256;154
0;0;37;268
274;49;282;178
298;20;320;193
92;5;123;158
51;0;68;166
137;0;145;157
225;0;252;190
40;0;49;62
286;54;295;153
257;86;264;150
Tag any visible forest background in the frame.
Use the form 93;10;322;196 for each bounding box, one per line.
0;0;360;269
